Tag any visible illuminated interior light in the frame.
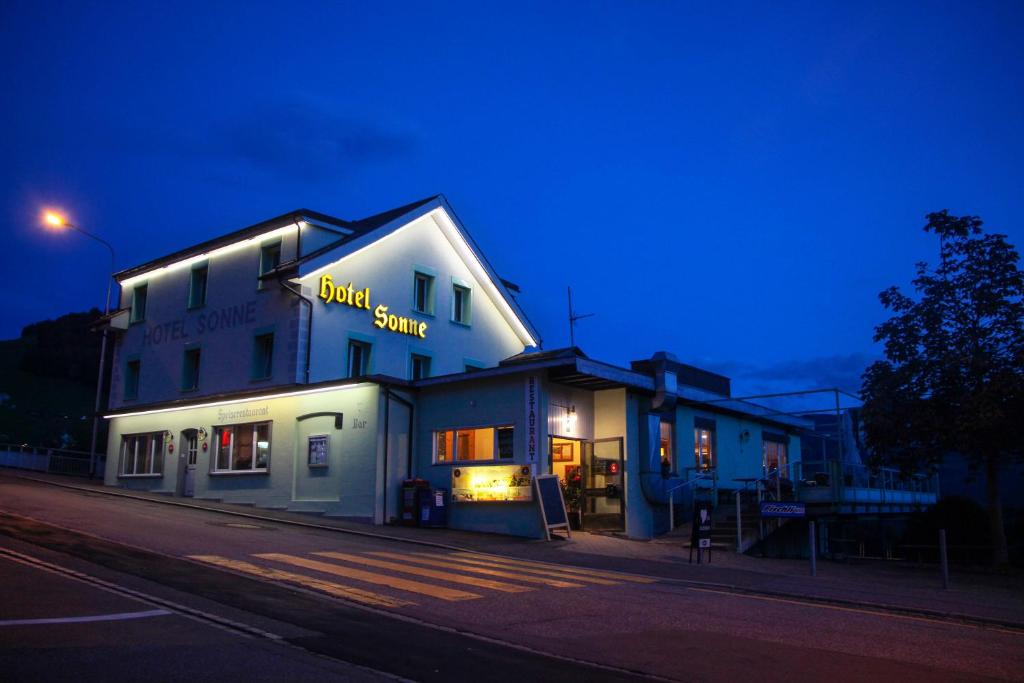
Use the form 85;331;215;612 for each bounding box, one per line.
104;382;371;419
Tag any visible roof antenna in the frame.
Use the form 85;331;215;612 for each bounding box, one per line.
567;286;594;348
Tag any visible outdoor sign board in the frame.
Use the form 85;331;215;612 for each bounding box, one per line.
759;501;806;518
690;504;713;563
534;474;571;541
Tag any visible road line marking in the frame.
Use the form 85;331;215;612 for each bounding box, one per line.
686;587;1024;635
0;545;281;641
189;555;413;608
254;553;481;602
436;554;622;585
452;552;657;583
0;609;171;626
312;552;534;594
368;552;584;588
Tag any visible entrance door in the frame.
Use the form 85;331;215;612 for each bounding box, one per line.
181;430;198;497
580;437;625;531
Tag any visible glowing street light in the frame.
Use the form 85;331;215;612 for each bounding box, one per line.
40;209;117;479
44;210;67;228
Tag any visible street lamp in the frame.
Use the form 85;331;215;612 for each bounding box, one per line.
42;209;116;479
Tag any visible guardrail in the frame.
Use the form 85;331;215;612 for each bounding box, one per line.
0;443;104;478
796;460;938;508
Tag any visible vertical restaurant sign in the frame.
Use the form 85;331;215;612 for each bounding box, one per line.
525;375;538;461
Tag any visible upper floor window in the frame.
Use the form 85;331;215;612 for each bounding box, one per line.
252;332;274;380
188;263;208;309
434;426;514;463
119;432;164;476
694;417;716;472
411;353;431;380
213;422;271;473
348;339;371;378
131;283;148;323
124;359;140;400
181;347;201;392
452;283;471;325
413;271;435;314
258;241;281;288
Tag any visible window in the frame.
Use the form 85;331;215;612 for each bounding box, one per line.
252;333;274;380
181;347;201;391
411;353;431;380
118;432;164;476
213;422;271;472
188;263;208;309
413;272;434;314
348;339;371;377
258;241;281;288
763;435;789;478
434;426;513;463
124;359;140;400
659;421;674;472
452;284;471;325
694;418;716;471
131;283;148;323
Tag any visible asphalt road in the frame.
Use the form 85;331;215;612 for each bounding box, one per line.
1;476;1021;682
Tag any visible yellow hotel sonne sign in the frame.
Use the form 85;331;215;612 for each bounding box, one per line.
318;275;427;339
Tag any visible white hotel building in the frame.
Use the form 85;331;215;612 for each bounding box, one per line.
103;196;805;539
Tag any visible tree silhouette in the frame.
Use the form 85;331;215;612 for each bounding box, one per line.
861;210;1024;566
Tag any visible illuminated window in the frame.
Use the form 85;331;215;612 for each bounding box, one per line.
348;340;371;377
763;434;789;478
118;432;164;476
188;263;208;309
413;272;434;314
124;359;140;400
452;284;471;325
659;421;674;472
410;353;431;380
434;426;513;463
258;241;281;289
693;417;716;471
131;283;148;323
213;422;271;472
252;333;274;379
181;347;201;391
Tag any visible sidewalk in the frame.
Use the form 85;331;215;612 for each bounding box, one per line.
6;469;1024;628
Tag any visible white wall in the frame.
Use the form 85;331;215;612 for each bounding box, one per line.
109;227;303;410
304;213;526;381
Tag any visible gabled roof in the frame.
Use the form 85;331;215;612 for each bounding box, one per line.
290;195;542;348
110;196;541;347
114;208;351;282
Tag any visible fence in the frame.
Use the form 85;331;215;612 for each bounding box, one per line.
0;443;104;478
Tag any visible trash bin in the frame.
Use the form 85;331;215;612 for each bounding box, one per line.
401;479;430;526
418;487;448;528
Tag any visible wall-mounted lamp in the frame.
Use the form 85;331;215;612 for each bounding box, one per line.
198;427;208;441
739;429;750;442
565;404;578;434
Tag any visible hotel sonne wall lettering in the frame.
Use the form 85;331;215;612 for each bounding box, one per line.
142;301;257;347
318;274;427;339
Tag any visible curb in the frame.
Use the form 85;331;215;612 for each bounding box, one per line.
7;470;1024;633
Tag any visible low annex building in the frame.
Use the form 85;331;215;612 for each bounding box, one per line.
103;196;805;539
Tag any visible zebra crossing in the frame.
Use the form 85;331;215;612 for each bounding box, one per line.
188;549;656;609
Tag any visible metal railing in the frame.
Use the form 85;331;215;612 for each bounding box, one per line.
0;443;104;478
795;460;938;507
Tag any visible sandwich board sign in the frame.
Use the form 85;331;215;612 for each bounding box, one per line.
534;474;571;540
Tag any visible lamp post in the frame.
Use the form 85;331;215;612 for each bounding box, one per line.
44;211;116;479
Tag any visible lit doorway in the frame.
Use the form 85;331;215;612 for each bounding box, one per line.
550;435;624;532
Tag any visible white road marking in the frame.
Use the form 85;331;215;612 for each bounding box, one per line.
0;609;171;626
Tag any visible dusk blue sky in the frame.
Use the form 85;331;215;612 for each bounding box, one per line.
2;1;1022;397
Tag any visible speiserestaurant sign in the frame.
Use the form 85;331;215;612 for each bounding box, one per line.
318;275;428;339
